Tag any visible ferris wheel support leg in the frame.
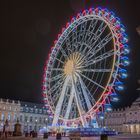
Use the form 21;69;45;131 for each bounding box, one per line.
52;76;70;126
72;78;87;127
64;85;75;125
78;75;92;110
80;116;89;128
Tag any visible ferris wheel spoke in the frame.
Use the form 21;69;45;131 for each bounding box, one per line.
51;68;63;71
88;21;107;46
82;49;115;68
52;76;71;126
55;58;64;64
49;78;63;93
50;73;64;82
80;69;112;73
88;36;113;61
78;21;87;43
72;28;77;47
65;37;73;55
84;32;113;61
59;47;68;58
52;89;62;104
93;33;113;56
84;19;97;43
51;81;63;93
79;72;108;92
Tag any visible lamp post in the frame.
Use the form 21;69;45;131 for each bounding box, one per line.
45;118;48;127
35;119;38;132
27;120;29;133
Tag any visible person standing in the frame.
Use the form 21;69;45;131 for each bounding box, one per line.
3;120;9;139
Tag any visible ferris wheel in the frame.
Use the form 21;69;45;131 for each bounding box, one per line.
42;7;129;127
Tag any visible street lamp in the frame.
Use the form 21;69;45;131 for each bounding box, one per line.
27;120;29;132
45;118;48;131
35;119;38;132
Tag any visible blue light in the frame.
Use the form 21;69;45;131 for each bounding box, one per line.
97;7;102;10
110;92;119;102
116;17;121;25
121;73;128;79
119;69;128;79
115;85;124;91
115;82;124;91
124;48;130;54
97;112;104;120
120;34;128;43
123;44;130;54
104;104;112;112
104;8;109;12
112;97;119;102
121;56;130;66
116;17;120;21
110;11;115;16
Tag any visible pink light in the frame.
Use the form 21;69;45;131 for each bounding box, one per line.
66;22;70;28
76;13;81;19
58;34;61;39
61;27;65;33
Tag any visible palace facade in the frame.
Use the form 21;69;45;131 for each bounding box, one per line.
0;99;48;133
0;95;140;134
98;95;140;134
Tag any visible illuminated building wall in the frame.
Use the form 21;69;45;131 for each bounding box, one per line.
0;99;49;133
101;95;140;134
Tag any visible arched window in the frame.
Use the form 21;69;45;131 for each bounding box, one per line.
1;113;4;121
8;113;11;121
30;116;33;122
20;115;23;122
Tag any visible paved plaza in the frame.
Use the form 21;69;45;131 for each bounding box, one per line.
0;134;140;140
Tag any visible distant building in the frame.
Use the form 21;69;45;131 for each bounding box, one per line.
0;99;49;133
0;99;20;132
98;95;140;134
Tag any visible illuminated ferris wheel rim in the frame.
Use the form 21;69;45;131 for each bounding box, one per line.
43;7;129;124
50;16;117;118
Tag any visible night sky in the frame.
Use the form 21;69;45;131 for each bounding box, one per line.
2;0;140;108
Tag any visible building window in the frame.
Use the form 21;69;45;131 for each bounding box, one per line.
20;115;23;122
30;108;33;113
24;116;28;122
39;109;42;114
35;109;38;114
8;114;11;121
13;114;17;121
1;114;4;121
39;117;42;123
9;106;11;110
25;107;29;112
30;116;33;122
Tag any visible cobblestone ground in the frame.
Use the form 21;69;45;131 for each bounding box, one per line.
0;135;140;140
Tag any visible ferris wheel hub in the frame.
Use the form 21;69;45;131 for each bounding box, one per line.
64;52;83;76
